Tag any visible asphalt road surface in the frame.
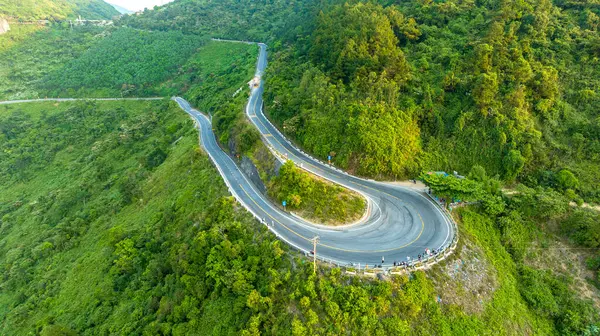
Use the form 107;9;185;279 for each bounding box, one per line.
172;43;456;268
0;58;454;268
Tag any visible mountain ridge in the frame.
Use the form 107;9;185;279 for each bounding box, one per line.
106;2;133;14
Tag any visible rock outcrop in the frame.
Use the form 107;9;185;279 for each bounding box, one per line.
0;18;9;34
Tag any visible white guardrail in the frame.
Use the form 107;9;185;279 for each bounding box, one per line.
248;104;460;275
196;40;461;277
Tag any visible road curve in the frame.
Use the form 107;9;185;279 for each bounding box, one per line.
0;55;455;268
173;43;456;268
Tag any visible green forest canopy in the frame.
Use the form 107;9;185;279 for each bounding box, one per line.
41;28;207;97
0;25;257;100
258;0;600;203
1;100;597;335
0;25;106;100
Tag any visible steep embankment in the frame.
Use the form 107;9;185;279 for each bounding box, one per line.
0;100;264;334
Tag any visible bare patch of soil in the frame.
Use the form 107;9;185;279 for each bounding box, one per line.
524;239;600;310
430;239;498;314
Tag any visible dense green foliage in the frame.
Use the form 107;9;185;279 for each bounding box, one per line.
263;0;600;203
499;190;600;334
4;101;596;335
115;0;321;42
2;0;599;335
0;26;257;100
0;23;43;52
0;0;118;20
421;167;600;333
457;207;599;335
422;167;600;251
266;3;422;178
42;28;206;97
0;25;105;100
181;41;257;112
0;100;280;334
211;93;262;153
269;161;366;225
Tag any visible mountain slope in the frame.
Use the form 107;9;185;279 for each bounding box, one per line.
116;2;599;334
115;0;322;41
0;0;118;20
0;1;598;335
0;25;107;100
263;0;600;201
107;2;133;14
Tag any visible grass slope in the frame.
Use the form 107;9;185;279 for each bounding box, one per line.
0;100;237;334
0;0;118;20
3;101;593;335
180;40;258;112
41;28;206;98
0;25;106;100
0;27;257;101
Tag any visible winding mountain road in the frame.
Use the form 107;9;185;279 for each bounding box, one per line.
0;45;456;268
173;43;456;268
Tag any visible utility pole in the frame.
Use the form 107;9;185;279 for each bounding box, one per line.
312;237;318;275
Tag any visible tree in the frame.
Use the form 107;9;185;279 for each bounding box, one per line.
475;43;494;73
144;147;167;169
556;169;578;191
291;318;307;336
518;266;560;318
40;325;78;336
112;238;139;275
349;102;421;177
420;172;483;202
469;165;487;182
503;150;525;181
482;195;506;215
310;3;410;84
473;72;499;114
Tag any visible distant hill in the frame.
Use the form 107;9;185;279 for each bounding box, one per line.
116;0;318;41
0;0;119;20
107;2;133;14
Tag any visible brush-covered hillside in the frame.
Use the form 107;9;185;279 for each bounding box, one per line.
0;0;118;20
1;0;599;335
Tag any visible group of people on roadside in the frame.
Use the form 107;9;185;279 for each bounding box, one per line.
353;247;445;270
388;248;441;268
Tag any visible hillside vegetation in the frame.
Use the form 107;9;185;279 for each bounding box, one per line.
115;0;319;41
0;0;118;20
118;0;600;196
120;0;600;203
0;100;244;334
3;101;596;335
1;0;599;335
264;0;600;203
41;28;206;97
269;161;367;225
0;27;256;100
0;25;105;100
118;0;599;333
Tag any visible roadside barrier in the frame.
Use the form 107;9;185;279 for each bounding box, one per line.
188;40;462;277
